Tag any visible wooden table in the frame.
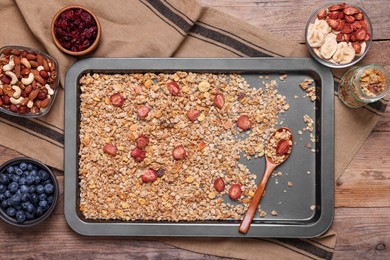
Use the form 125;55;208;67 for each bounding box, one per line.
1;1;389;259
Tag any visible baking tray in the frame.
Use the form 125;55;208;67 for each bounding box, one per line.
64;58;334;237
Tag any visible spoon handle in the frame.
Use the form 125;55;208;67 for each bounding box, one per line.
239;163;276;234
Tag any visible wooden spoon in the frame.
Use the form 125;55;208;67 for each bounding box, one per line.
239;127;293;234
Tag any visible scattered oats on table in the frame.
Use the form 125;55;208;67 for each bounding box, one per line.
299;78;317;101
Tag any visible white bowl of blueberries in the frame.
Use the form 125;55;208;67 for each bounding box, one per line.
0;158;58;227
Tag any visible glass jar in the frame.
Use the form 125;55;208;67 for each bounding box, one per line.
338;64;390;108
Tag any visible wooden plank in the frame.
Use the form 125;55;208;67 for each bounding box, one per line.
335;132;390;207
332;207;390;259
197;0;390;42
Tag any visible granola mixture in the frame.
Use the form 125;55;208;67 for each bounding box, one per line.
299;79;317;101
359;68;387;97
265;128;293;164
78;72;289;221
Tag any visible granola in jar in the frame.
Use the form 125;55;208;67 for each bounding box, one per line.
338;64;389;108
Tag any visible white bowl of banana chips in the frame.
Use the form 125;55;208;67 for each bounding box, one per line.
305;2;372;68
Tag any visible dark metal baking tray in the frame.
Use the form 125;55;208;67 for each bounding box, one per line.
64;58;334;237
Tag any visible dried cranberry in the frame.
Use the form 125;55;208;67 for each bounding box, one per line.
136;135;149;148
141;169;158;183
131;148;146;162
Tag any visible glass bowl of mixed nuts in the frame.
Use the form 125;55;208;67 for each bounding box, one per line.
0;46;59;118
305;2;372;68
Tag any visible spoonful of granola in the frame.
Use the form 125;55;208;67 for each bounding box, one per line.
239;127;293;234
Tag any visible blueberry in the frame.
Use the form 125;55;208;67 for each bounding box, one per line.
15;167;23;176
44;183;54;195
34;176;41;184
10;194;21;206
19;162;28;171
6;166;15;174
8;182;18;193
6;207;16;217
39;193;47;201
39;200;48;208
0;193;5;202
28;185;36;194
43;179;52;185
15;210;26;223
36;206;44;216
30;193;39;204
25;202;34;213
36;185;45;194
30;169;37;177
1;199;9;208
22;171;30;177
4;190;11;198
0;173;10;184
18;177;27;185
47;195;54;205
27;164;34;171
25;211;34;220
21;193;30;202
25;175;34;185
39;170;50;181
19;185;29;194
11;174;20;183
0;184;6;193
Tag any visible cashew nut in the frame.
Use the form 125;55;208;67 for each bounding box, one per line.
37;65;44;72
27;100;34;108
45;84;54;96
10;96;23;105
5;71;18;85
21;73;34;85
2;60;15;72
11;85;21;98
20;57;31;69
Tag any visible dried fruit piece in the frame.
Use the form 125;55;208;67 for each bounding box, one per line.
275;139;291;156
343;6;359;16
336;33;344;42
214;177;225;192
351;21;362;31
237;115;252;130
326;18;339;30
345;15;355;23
137;105;151;119
214;93;225;109
317;9;327;20
341;24;353;34
131;148;146;162
172;145;186;160
167;81;180;96
229;184;242;200
110;93;125;107
327;11;339;20
103;143;117;157
141;169;157;183
328;3;344;11
364;32;370;42
337;11;344;20
354;12;364;20
355;28;367;41
187;109;200;122
334;20;345;31
136;135;149;148
352;42;361;54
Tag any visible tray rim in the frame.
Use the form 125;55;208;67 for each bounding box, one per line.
64;57;334;237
